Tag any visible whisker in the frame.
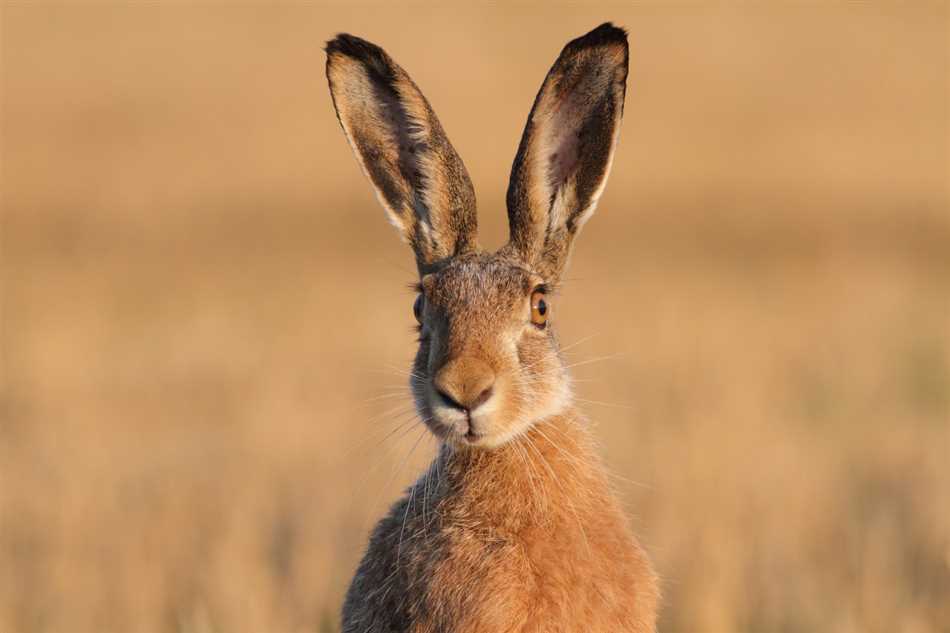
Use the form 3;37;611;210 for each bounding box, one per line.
539;419;652;491
363;411;422;453
573;397;633;410
556;333;600;355
369;420;430;517
340;412;419;476
513;440;543;516
561;353;626;371
339;407;418;460
607;471;653;490
397;427;429;559
364;402;417;425
359;391;413;405
366;367;428;382
522;434;591;557
421;455;432;535
533;425;583;474
340;414;427;524
532;425;595;505
383;364;428;380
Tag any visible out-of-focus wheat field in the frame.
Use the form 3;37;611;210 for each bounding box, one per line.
1;4;948;632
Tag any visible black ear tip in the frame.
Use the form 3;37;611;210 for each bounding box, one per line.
568;22;628;51
325;33;388;64
597;22;628;41
325;33;398;84
325;33;355;55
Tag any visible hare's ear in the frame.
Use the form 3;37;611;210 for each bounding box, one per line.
501;23;628;282
326;34;478;273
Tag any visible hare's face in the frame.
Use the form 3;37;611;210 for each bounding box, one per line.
328;24;628;449
409;255;569;448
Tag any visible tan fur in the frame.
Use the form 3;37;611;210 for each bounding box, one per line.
345;412;658;632
327;23;658;633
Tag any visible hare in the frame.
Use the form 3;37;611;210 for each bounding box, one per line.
326;22;658;633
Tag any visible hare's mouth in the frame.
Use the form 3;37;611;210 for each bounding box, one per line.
450;423;491;447
463;427;481;441
459;418;487;444
429;406;483;442
423;388;500;447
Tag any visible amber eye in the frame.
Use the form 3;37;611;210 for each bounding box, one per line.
413;294;424;324
530;291;548;328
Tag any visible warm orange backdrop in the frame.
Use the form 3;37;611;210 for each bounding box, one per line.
2;4;948;632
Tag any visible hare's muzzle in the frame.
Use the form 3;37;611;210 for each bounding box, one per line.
429;357;498;439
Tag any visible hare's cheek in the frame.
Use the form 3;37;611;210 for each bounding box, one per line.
501;384;528;423
515;337;545;371
517;335;555;370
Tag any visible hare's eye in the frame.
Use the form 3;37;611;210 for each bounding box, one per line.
413;294;424;324
530;291;548;328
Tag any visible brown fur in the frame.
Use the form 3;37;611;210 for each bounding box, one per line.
326;34;478;272
343;412;658;633
327;22;658;633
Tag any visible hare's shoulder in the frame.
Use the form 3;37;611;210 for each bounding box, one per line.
343;483;533;633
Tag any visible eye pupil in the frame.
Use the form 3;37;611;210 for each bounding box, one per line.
530;290;548;328
413;295;424;323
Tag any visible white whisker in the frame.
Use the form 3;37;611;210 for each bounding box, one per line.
560;353;626;371
397;427;429;559
573;397;633;410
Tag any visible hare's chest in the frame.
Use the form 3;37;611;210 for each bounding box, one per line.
402;522;531;632
424;513;656;632
416;521;637;632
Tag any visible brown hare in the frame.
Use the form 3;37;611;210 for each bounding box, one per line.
327;22;658;633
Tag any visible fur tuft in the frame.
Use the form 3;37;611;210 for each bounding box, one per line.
563;21;628;51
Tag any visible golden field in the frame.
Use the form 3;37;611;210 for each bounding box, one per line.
1;4;948;632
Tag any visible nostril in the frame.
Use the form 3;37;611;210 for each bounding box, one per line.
470;385;494;411
435;388;467;412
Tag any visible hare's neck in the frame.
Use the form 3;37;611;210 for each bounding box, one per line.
438;409;614;530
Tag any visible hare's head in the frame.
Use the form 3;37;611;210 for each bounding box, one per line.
327;24;628;448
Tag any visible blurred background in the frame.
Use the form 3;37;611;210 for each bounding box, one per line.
1;3;948;632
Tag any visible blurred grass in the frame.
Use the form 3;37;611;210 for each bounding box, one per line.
1;4;948;633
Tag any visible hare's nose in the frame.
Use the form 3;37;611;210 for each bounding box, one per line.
433;359;495;413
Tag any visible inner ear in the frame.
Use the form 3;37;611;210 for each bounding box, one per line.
548;121;580;199
544;59;618;207
545;75;597;197
369;78;428;214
